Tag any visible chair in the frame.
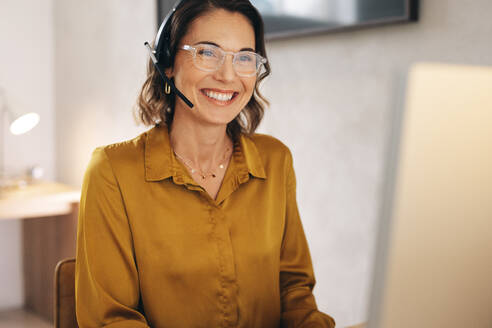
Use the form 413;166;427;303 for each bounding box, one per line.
54;258;78;328
55;257;365;328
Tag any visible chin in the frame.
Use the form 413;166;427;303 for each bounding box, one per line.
195;103;244;127
201;111;239;127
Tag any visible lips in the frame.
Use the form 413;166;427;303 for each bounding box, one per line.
200;88;239;105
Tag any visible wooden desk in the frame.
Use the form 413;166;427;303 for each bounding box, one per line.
0;181;80;322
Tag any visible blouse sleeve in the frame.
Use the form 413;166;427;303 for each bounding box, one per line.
75;147;149;327
279;151;336;328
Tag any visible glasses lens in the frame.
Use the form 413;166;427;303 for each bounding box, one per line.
194;44;221;71
189;44;265;76
234;52;260;76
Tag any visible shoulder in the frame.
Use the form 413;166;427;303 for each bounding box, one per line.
246;133;293;161
101;130;148;163
243;133;294;177
85;128;150;178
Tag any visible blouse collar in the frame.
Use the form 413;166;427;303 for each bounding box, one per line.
144;124;266;182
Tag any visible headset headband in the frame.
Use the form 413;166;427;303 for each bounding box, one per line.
154;0;186;67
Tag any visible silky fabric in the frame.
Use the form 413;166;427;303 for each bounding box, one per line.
75;124;335;328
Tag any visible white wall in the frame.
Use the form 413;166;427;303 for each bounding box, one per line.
0;0;55;310
54;0;154;186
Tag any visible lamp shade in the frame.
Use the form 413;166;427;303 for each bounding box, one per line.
9;112;40;135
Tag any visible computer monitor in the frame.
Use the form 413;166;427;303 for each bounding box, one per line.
367;62;492;328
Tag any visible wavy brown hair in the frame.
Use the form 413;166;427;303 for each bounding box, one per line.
135;0;271;141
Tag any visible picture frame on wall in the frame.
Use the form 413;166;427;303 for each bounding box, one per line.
156;0;419;40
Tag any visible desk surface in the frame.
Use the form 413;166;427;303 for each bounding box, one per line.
0;181;80;220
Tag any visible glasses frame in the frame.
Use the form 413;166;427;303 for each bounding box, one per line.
180;44;267;77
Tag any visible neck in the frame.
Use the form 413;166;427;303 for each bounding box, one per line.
169;107;232;171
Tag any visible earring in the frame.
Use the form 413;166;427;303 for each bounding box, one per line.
166;107;172;113
164;82;171;95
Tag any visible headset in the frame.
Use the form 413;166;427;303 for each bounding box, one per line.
144;0;194;108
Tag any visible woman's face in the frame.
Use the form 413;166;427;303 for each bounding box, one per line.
168;9;257;127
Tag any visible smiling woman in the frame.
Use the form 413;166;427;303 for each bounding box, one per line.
138;1;270;142
75;0;336;327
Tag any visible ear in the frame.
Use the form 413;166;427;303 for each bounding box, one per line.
165;67;173;78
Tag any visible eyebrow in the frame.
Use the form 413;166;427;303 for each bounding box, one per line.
194;41;255;52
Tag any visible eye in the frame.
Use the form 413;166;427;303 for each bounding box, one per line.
197;47;218;58
237;53;254;63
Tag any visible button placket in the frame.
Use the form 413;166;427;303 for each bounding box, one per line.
210;206;239;327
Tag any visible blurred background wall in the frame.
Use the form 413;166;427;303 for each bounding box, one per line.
1;0;492;326
0;0;55;310
54;0;153;186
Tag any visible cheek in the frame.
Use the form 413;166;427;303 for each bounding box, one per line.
243;78;256;96
172;57;203;88
239;81;256;111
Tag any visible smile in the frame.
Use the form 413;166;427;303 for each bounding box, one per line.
201;88;238;105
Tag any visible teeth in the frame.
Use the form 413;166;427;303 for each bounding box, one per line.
204;90;234;101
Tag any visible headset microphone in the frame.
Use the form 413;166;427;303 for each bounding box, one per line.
144;42;193;108
144;0;194;109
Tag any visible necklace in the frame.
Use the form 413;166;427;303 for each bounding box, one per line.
173;147;231;180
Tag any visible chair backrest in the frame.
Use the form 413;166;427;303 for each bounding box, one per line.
54;258;78;328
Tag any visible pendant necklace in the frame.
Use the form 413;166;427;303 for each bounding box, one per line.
174;147;231;180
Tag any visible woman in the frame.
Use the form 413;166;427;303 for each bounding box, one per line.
75;0;336;327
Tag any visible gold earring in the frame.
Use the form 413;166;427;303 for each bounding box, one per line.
164;82;171;95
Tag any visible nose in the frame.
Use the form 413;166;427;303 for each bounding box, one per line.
214;54;237;82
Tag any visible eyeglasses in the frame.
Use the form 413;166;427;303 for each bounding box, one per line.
180;44;267;77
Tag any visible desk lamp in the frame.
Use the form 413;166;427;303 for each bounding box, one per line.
0;87;40;185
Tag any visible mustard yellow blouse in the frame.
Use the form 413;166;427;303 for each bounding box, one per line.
75;124;335;328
